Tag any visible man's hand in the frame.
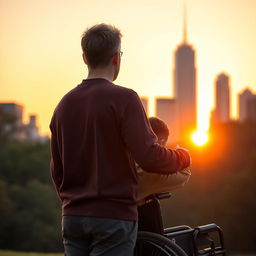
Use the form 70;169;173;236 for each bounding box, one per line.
175;145;192;167
179;167;191;176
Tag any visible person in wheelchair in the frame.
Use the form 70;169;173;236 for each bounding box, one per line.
137;117;191;204
136;118;226;255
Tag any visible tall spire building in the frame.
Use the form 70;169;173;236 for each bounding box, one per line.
173;7;197;141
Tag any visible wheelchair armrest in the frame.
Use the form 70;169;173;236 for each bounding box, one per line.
164;225;192;234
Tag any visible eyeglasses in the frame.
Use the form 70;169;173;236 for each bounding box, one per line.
112;51;123;58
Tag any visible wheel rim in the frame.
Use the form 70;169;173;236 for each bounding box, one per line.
135;231;188;256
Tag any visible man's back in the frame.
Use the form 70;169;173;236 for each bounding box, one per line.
50;77;191;222
50;78;145;220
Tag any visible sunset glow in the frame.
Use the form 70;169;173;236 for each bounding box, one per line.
191;130;208;146
0;0;256;135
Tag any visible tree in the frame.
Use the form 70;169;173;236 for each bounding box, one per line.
0;179;14;248
7;180;62;252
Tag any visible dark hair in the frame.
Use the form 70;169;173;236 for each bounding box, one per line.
81;24;122;69
149;117;169;138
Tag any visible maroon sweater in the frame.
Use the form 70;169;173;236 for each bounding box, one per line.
50;78;190;221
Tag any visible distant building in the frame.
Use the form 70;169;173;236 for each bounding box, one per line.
238;88;256;122
140;97;149;115
0;102;23;126
0;102;26;140
173;9;197;140
156;98;178;144
247;97;256;121
25;114;40;142
0;102;46;142
214;73;230;122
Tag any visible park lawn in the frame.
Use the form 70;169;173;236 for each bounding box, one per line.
0;251;63;256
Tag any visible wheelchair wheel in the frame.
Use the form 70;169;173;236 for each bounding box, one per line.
135;231;188;256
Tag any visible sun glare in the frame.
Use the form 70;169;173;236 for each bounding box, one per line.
191;130;209;146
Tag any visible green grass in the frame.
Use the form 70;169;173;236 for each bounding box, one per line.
0;251;63;256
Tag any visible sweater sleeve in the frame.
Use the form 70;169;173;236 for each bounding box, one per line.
121;91;190;174
49;117;63;197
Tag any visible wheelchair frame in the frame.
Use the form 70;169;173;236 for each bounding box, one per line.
136;193;226;256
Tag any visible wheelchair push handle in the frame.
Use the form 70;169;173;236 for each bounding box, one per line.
156;192;171;200
145;192;171;201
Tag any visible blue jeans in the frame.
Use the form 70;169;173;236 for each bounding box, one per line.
62;216;138;256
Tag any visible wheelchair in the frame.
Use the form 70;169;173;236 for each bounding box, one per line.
135;193;226;256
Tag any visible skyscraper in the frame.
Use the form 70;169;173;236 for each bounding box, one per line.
26;114;40;141
238;88;256;122
173;8;197;140
239;88;253;122
247;97;256;121
156;98;178;144
214;73;230;122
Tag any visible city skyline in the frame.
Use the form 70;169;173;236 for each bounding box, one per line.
0;0;256;135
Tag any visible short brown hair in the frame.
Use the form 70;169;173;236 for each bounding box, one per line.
81;24;122;68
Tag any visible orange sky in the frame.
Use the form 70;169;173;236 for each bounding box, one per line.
0;0;256;135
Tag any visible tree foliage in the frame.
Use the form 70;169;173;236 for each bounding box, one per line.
0;141;62;252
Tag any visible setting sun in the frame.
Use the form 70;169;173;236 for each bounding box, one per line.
191;130;209;146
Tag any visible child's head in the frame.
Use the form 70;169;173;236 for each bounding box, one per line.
149;117;169;146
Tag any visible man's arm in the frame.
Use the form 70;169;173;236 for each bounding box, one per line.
49;121;63;197
121;91;191;175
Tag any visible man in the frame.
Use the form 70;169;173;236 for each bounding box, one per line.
50;24;191;256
